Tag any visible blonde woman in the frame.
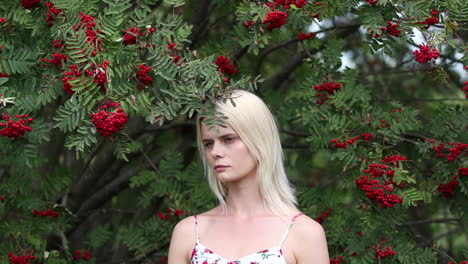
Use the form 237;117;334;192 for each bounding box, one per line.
168;90;329;264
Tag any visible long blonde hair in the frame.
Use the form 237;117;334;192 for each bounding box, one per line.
196;90;297;216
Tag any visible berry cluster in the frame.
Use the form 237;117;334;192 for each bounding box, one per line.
8;252;35;264
33;209;59;218
297;32;316;40
330;256;343;264
459;167;468;176
374;246;396;259
382;155;407;166
243;20;254;28
463;80;468;99
90;107;128;138
330;133;374;149
166;43;184;65
214;56;238;75
448;261;467;264
0;196;3;201
0;73;9;78
0;114;33;139
123;27;141;45
356;160;406;208
379;21;401;37
41;53;67;67
429;140;468;162
137;64;153;85
44;2;62;27
366;0;378;6
52;40;64;48
313;82;341;105
74;12;103;55
437;176;459;198
418;9;439;29
99;100;121;110
73;251;92;260
62;65;81;94
262;11;288;31
315;207;331;224
21;0;39;9
157;208;185;220
85;61;110;91
413;44;440;63
266;0;307;11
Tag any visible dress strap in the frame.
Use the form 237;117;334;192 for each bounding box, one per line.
193;215;200;243
279;212;304;247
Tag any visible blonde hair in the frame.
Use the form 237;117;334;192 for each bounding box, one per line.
196;90;298;216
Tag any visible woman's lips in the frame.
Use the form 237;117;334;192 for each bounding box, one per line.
214;165;229;172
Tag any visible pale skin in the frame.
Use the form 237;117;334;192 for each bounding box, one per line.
168;123;329;264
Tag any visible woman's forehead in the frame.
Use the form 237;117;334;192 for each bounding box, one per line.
201;122;236;137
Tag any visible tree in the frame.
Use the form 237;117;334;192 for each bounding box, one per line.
0;0;467;263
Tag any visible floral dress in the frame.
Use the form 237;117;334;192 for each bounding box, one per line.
190;213;304;264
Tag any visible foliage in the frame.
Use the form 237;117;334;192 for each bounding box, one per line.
0;0;467;263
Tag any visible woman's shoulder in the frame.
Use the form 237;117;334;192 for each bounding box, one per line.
290;213;329;263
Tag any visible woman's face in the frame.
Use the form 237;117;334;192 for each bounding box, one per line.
201;122;257;183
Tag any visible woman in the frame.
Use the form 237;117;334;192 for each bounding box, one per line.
168;90;329;264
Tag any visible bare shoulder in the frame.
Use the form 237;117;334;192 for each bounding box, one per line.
168;216;196;264
290;214;330;264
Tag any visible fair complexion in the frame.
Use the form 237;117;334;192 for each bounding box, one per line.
167;123;329;264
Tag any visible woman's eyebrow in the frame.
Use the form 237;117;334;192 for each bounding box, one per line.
202;133;237;141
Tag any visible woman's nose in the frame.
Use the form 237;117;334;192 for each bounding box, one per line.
210;141;224;158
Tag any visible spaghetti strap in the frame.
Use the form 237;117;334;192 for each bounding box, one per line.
279;212;304;247
193;215;200;242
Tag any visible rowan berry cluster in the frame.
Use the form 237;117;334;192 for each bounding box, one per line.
85;61;110;91
448;261;468;264
437;176;459;198
243;21;254;28
123;27;141;45
136;64;153;85
73;251;92;260
413;44;440;63
41;53;67;67
459;167;468;176
262;11;288;30
0;114;33;139
330;256;343;264
379;21;401;37
165;43;184;65
429;140;468;162
313;82;341;105
297;32;316;40
373;246;396;259
463;81;468;99
265;0;307;11
157;208;185;220
356;161;406;208
62;65;81;94
90;107;128;138
99;100;121;110
366;0;378;6
214;56;238;75
21;0;39;9
52;40;64;48
0;73;9;78
418;9;439;29
33;209;59;218
8;252;35;264
0;196;4;201
330;133;374;149
382;155;407;166
44;2;62;27
315;207;331;224
74;12;103;55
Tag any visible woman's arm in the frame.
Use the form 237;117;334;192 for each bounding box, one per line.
168;216;196;264
294;216;330;263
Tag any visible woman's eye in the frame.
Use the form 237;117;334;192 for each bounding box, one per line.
204;142;213;148
224;137;235;143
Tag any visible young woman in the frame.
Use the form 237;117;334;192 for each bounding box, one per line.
168;90;329;264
